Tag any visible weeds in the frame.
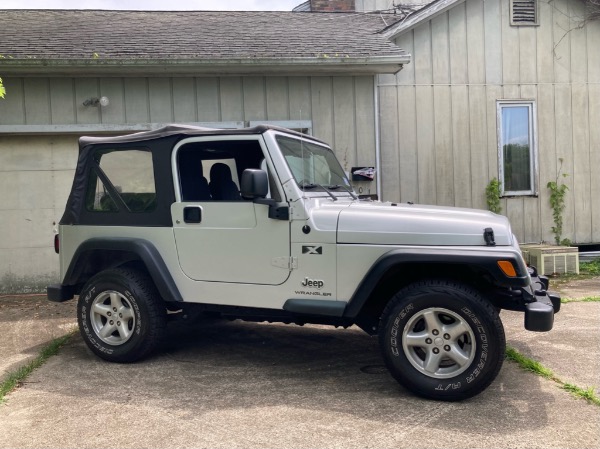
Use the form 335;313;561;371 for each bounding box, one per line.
485;178;502;214
580;258;600;276
561;296;600;304
505;347;558;381
506;346;600;407
0;331;75;403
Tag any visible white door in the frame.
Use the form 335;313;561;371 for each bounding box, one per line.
171;137;291;285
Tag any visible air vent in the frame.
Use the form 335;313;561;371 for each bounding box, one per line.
510;0;538;26
520;244;579;276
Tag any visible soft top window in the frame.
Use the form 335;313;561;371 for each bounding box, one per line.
86;148;157;213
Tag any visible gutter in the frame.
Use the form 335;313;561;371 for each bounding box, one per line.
0;55;410;76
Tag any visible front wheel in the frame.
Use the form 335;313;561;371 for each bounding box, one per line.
77;268;166;363
379;280;505;401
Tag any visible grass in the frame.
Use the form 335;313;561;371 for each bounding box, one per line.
0;330;76;404
506;346;600;407
505;347;558;381
562;383;600;406
561;296;600;304
580;258;600;276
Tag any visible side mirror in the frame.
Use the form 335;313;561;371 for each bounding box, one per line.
241;169;269;199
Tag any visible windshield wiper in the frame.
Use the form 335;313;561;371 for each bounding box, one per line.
327;184;359;200
300;182;337;201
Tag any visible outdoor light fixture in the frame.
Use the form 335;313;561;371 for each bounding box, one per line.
83;96;109;107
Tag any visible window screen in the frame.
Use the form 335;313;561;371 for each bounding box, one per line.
87;149;157;212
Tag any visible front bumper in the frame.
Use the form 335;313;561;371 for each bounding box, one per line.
494;266;560;332
523;267;560;332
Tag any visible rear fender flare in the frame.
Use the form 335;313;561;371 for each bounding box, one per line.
63;238;183;302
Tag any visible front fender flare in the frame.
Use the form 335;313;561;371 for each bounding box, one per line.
343;248;529;319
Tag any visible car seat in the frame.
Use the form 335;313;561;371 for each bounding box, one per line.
209;163;242;201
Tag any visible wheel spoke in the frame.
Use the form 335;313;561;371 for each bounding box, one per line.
443;320;471;341
404;330;429;347
423;350;443;374
119;306;134;321
99;322;117;339
422;310;442;333
447;344;471;367
92;302;112;318
110;292;124;310
117;321;131;340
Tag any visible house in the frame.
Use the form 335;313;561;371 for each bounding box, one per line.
0;6;408;292
0;0;598;292
377;0;599;247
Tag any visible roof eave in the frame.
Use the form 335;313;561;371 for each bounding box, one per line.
0;55;411;76
382;0;466;39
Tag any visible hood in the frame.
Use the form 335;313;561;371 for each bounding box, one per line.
336;201;513;246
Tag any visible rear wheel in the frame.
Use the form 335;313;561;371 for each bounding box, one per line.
77;268;166;363
379;280;505;401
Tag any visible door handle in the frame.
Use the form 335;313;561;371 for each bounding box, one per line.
183;206;202;223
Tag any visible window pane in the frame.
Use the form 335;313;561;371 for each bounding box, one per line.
86;172;118;212
89;149;157;212
275;135;351;189
502;106;532;192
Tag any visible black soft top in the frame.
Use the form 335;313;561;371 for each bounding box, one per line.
61;124;325;227
78;124;325;147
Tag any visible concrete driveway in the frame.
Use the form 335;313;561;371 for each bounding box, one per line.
0;285;598;449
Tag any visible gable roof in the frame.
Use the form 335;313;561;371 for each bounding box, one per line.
381;0;465;39
0;9;410;75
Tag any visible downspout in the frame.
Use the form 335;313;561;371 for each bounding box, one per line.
374;74;382;201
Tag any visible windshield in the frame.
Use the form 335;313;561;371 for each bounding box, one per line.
276;135;352;191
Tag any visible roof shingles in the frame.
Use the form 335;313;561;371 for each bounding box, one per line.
0;10;405;61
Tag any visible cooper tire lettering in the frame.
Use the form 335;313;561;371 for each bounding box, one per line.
379;280;505;401
77;267;166;363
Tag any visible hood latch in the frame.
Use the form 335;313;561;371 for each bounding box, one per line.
484;228;496;246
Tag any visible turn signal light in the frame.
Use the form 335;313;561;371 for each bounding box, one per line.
498;260;517;277
54;234;60;254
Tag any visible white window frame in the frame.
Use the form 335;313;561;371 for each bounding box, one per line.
497;100;538;196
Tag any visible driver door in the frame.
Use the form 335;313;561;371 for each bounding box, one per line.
171;136;291;285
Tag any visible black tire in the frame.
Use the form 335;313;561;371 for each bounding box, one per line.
77;267;166;363
379;280;505;401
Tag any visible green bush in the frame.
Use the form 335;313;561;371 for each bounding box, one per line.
547;159;569;245
580;258;600;276
486;178;502;214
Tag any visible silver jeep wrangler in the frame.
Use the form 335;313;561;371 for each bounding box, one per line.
48;124;560;401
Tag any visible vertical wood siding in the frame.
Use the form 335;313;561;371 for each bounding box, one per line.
380;0;600;244
0;75;377;178
0;74;377;289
